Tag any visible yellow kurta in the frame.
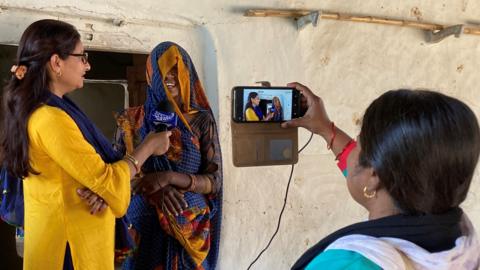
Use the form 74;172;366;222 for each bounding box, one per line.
245;107;260;121
23;105;131;270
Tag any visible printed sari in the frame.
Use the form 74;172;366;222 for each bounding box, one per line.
118;42;223;270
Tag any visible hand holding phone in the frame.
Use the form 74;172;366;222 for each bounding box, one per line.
281;82;332;135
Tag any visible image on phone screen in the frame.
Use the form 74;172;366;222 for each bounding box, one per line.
232;87;300;123
243;88;292;121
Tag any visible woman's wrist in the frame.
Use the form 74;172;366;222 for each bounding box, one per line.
124;153;140;174
317;120;334;139
127;139;156;177
140;136;156;156
163;171;174;186
163;171;187;188
186;174;197;192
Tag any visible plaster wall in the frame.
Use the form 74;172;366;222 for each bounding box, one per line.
0;1;479;269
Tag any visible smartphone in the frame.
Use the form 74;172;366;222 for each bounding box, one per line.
232;86;302;123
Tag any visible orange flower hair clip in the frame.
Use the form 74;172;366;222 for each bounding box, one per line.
10;65;28;80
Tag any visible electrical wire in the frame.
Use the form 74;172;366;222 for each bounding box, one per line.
246;132;314;270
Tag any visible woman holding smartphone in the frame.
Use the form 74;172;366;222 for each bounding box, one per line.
284;83;480;269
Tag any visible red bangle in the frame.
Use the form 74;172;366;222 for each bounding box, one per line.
327;122;336;150
336;139;355;161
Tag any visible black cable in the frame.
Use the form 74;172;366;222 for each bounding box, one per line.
298;132;314;154
246;132;314;270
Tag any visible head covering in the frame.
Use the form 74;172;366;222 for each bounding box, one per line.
143;41;210;133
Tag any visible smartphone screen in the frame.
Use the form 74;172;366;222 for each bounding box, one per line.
232;86;301;122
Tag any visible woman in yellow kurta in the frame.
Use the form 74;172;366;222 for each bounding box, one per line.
0;20;171;270
244;91;273;121
244;92;263;121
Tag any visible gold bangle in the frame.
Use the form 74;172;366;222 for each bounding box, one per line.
187;174;197;192
124;153;140;174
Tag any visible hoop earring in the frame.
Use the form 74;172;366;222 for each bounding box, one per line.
363;186;376;199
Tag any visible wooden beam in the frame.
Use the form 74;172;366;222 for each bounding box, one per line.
244;9;480;36
244;9;310;18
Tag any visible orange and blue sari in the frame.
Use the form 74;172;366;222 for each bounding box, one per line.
121;42;222;270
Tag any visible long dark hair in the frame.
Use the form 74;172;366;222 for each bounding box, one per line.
243;92;259;120
272;96;282;109
0;19;80;178
244;91;258;111
359;89;480;214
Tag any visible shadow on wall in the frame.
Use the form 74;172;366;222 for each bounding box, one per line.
196;26;220;122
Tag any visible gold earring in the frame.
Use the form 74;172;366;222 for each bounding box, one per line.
363;186;376;199
57;71;62;77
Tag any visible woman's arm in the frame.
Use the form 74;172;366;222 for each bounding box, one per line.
133;112;222;215
30;107;170;217
282;82;353;157
137;171;213;194
136;112;221;194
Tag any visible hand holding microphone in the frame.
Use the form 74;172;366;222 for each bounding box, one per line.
144;99;179;156
144;131;172;156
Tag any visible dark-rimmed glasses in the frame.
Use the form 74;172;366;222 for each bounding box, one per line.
69;52;89;64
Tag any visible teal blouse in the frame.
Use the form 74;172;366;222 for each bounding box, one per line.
305;249;381;270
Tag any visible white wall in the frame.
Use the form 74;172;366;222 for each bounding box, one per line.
1;1;479;269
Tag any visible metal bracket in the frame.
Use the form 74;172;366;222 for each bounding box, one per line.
112;19;126;27
296;11;320;30
425;24;464;43
256;81;271;87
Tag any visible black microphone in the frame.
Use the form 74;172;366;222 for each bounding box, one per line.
150;100;178;132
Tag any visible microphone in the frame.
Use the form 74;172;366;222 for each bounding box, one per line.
150;99;178;132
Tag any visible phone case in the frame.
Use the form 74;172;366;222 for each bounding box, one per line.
231;120;298;167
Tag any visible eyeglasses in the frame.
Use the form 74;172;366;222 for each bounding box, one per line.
69;52;89;64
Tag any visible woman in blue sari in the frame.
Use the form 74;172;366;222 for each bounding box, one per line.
117;42;223;270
